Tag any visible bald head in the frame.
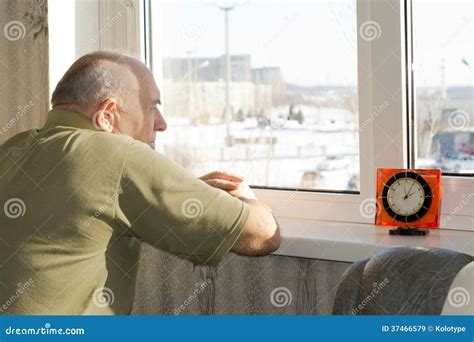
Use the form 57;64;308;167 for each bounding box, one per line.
51;51;166;148
51;51;146;109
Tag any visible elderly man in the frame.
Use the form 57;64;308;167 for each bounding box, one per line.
0;51;280;315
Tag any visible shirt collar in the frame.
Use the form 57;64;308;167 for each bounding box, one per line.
44;109;102;132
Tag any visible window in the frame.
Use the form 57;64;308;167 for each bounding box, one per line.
153;0;360;191
412;0;473;175
49;0;472;230
147;0;416;225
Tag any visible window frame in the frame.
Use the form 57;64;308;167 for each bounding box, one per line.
144;0;472;231
407;0;474;231
50;0;473;231
147;0;412;225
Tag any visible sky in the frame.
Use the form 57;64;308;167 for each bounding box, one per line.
156;0;473;87
412;0;473;87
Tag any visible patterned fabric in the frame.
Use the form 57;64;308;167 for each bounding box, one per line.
132;242;351;315
332;247;474;315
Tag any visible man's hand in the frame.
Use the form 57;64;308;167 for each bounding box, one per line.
199;171;257;200
199;171;244;191
228;182;257;200
201;172;278;256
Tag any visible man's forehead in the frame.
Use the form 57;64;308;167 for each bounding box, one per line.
143;74;160;103
143;72;161;102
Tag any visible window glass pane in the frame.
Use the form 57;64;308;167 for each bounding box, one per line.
154;0;360;190
413;0;473;174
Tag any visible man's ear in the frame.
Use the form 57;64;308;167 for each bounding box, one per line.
91;99;118;133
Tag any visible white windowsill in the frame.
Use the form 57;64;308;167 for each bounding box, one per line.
272;217;474;263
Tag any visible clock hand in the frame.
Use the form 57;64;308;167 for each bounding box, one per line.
405;179;416;199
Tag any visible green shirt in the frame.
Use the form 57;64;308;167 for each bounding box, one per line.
0;109;249;315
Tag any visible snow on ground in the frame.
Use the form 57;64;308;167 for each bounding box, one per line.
156;111;360;191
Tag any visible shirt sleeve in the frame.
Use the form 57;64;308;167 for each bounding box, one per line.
116;140;250;266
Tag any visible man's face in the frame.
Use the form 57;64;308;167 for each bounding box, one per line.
118;65;167;149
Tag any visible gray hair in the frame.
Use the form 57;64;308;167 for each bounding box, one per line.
51;51;136;108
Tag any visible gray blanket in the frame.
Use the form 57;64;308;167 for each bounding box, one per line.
332;247;473;315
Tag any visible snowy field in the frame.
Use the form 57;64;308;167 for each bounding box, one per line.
155;110;360;191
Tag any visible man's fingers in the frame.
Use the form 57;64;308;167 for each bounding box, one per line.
204;179;240;190
201;171;244;182
200;171;244;182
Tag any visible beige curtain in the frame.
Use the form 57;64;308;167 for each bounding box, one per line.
0;0;49;143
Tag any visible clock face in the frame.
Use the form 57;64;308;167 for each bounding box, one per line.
382;171;432;223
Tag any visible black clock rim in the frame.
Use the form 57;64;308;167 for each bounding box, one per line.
381;171;433;223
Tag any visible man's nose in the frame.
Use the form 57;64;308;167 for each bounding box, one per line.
154;111;167;132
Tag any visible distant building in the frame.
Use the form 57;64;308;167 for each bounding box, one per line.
162;55;282;120
416;86;474;159
252;67;287;106
163;57;220;82
163;54;254;82
226;55;252;82
162;80;272;122
431;128;473;159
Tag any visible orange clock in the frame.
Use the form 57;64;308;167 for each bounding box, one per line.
375;168;442;235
